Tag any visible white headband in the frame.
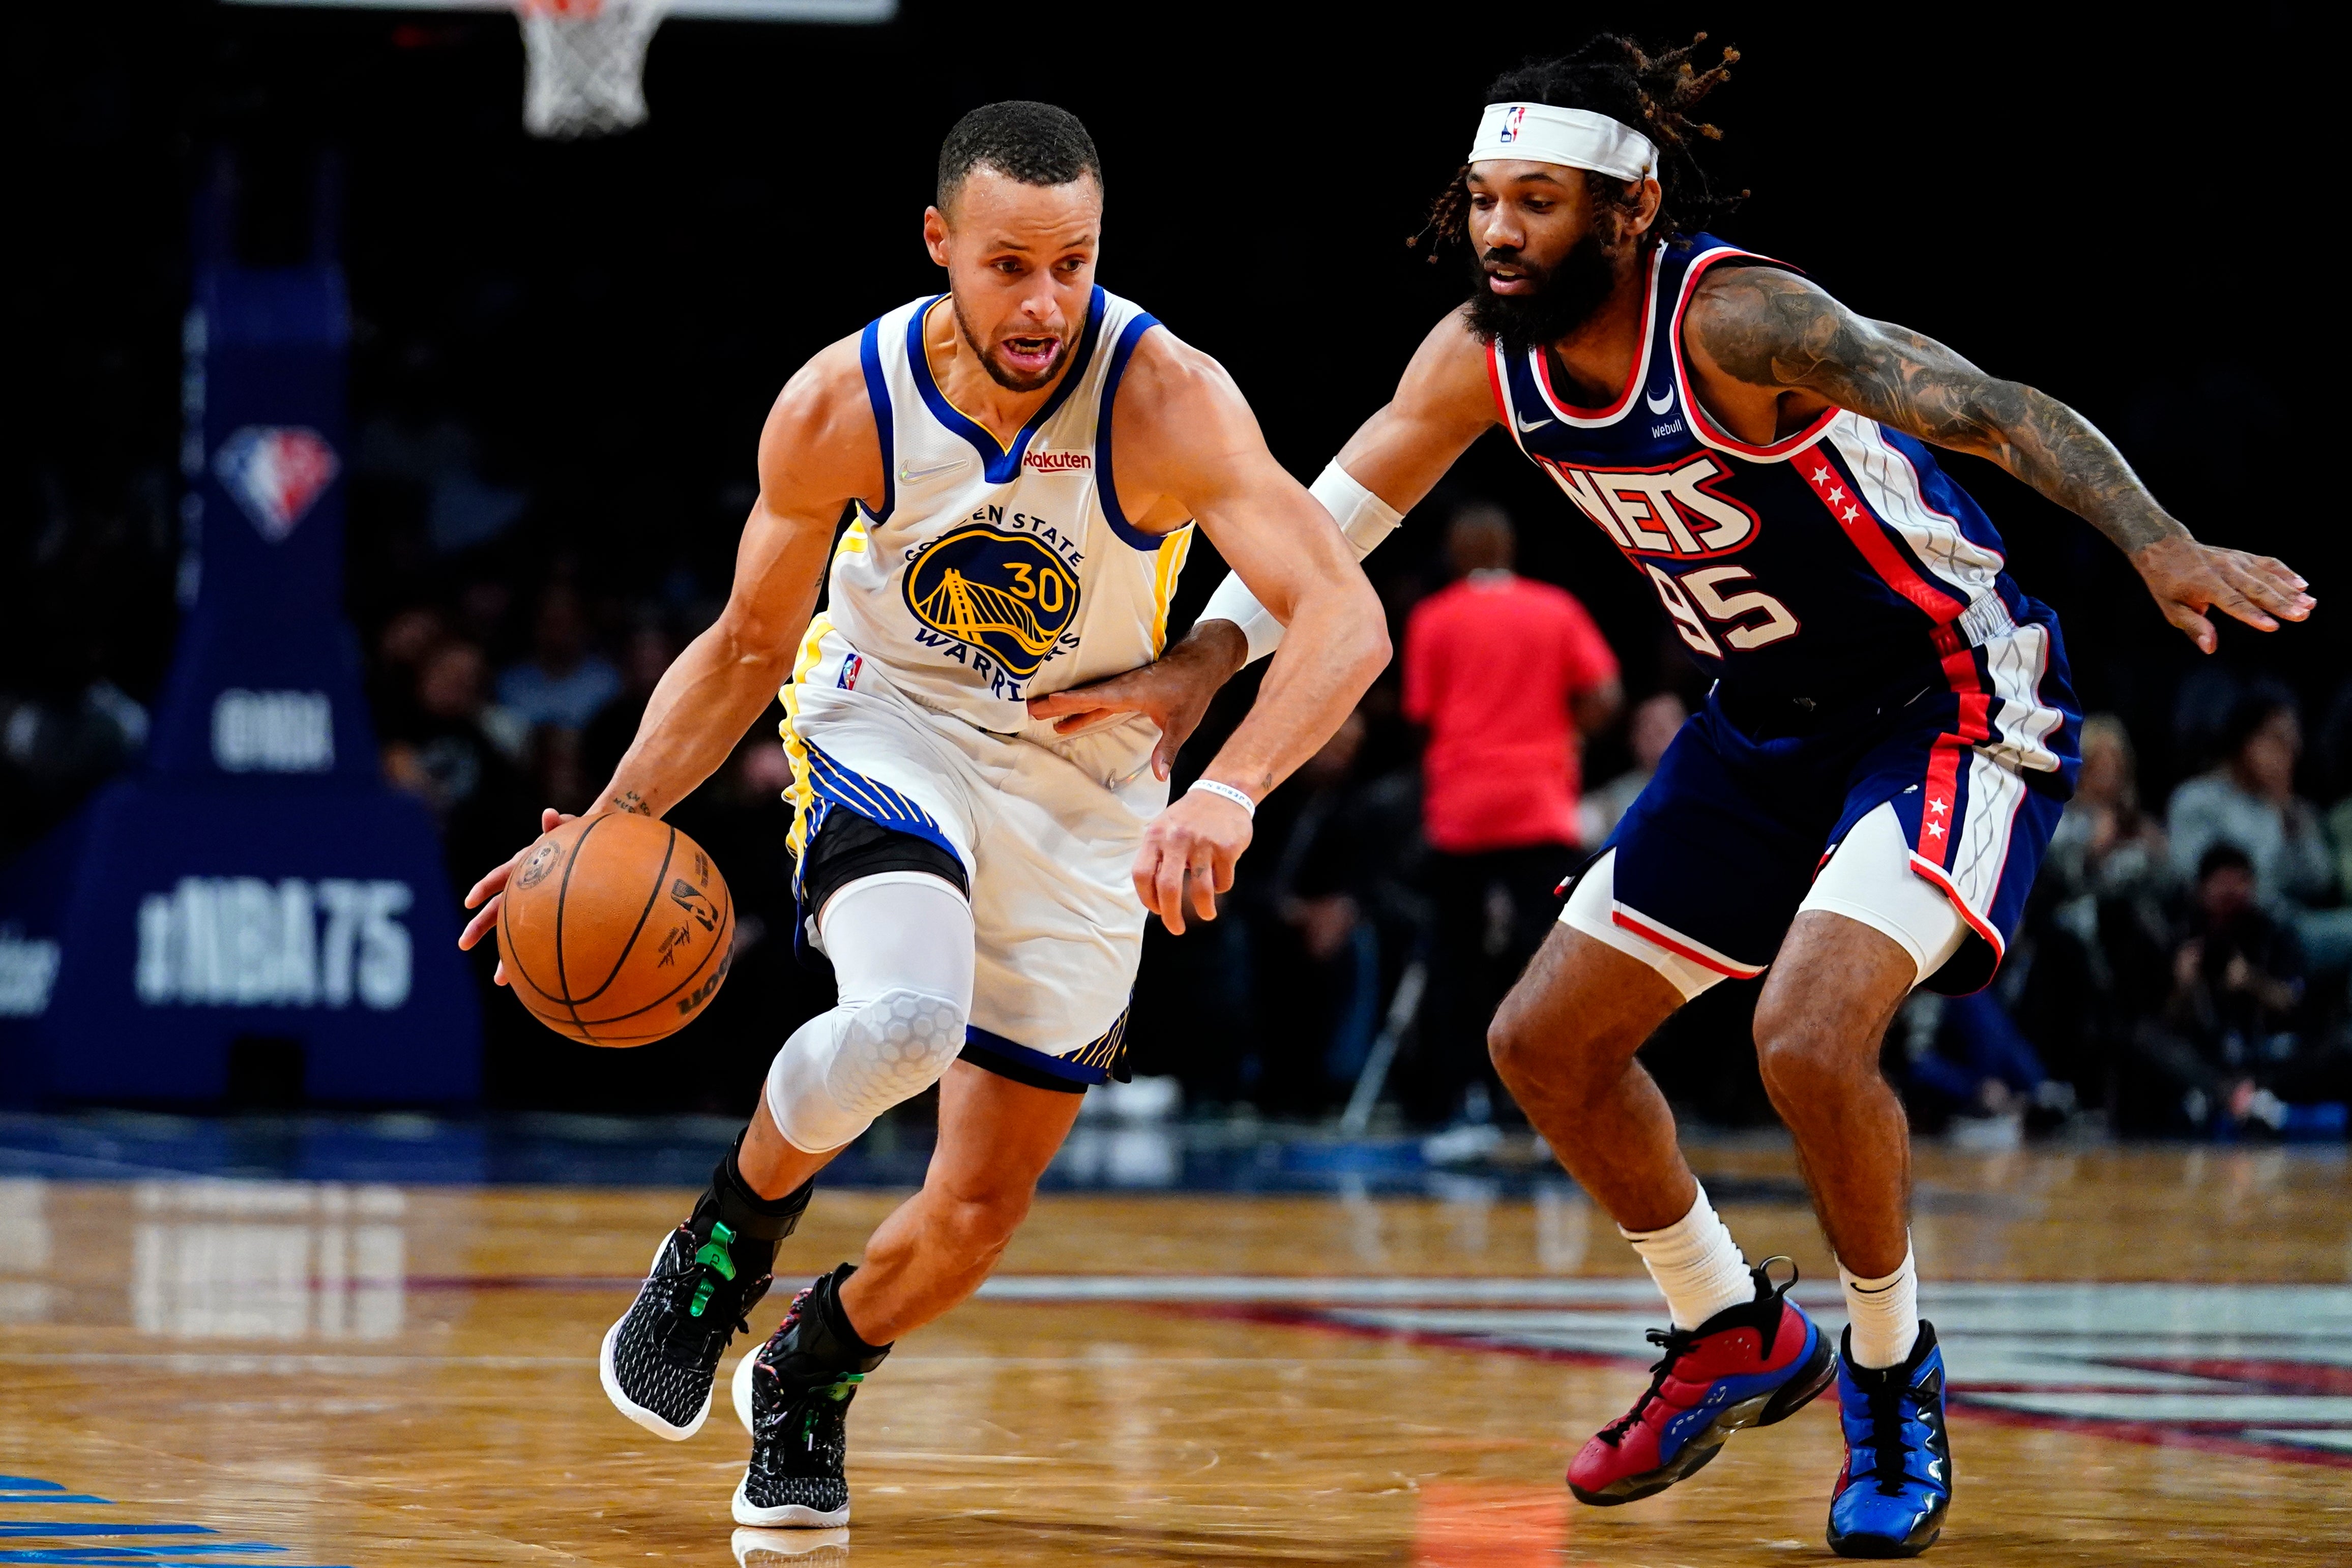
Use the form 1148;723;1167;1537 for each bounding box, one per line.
1468;102;1658;185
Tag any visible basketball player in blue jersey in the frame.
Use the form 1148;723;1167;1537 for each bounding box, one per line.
1039;36;2313;1557
456;102;1387;1529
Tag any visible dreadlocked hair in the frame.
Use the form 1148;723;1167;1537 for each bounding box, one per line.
1409;33;1745;260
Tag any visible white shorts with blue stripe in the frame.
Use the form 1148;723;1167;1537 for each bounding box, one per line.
780;622;1165;1074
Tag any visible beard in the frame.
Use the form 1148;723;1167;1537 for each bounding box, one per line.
952;294;1064;393
1462;229;1620;355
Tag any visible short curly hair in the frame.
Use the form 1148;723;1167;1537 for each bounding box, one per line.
936;101;1103;212
1412;34;1743;258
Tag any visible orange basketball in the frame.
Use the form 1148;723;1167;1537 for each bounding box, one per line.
496;812;734;1047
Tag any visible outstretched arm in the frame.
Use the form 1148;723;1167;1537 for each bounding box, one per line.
1029;310;1495;768
1683;266;2313;652
457;337;879;967
1103;329;1392;933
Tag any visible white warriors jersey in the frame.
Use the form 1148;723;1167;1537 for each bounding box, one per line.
808;286;1193;738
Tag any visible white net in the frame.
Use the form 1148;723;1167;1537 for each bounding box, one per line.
516;0;670;139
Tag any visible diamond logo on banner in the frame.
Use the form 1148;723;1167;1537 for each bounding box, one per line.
213;425;341;542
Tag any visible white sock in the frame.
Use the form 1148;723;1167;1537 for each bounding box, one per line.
1839;1241;1920;1370
1620;1184;1753;1330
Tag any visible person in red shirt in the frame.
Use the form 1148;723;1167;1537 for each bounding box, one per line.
1404;501;1620;1132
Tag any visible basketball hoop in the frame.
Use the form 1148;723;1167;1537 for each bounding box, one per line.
516;0;670;139
225;1;897;140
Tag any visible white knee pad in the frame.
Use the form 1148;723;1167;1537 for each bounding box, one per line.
764;872;975;1154
827;987;966;1117
766;985;971;1154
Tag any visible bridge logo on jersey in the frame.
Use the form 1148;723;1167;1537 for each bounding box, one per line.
1535;452;1760;560
903;523;1081;681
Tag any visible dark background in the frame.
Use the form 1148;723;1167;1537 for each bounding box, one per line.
7;2;2339;1118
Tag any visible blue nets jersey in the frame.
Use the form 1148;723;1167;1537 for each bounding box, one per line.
1490;233;2077;791
1495;238;2057;684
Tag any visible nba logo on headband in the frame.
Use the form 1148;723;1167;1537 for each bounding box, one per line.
1469;102;1659;185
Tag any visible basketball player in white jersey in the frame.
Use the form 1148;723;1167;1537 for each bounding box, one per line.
456;101;1386;1528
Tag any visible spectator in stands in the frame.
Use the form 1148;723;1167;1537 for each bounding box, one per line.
2133;843;2314;1134
2049;715;2171;910
1402;501;1620;1131
1894;991;2067;1138
2016;713;2175;1110
384;640;534;892
581;622;679;793
2166;685;2349;969
496;582;619;733
1579;691;1686;849
1255;708;1426;1114
367;606;446;742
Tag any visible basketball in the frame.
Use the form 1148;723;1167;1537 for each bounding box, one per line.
496;812;734;1047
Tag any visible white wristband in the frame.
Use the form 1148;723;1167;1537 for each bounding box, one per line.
1187;779;1257;818
1195;461;1404;667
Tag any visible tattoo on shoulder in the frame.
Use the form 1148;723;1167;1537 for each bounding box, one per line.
1688;267;2181;556
608;790;652;816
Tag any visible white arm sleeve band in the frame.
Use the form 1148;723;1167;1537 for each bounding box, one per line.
1195;461;1403;666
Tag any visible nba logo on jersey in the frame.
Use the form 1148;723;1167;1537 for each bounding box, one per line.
836;652;863;690
213;425;341;543
1499;105;1525;143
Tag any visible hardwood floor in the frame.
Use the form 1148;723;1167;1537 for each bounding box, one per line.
1;1144;2345;1564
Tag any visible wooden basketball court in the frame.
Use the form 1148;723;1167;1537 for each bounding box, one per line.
3;1143;2345;1565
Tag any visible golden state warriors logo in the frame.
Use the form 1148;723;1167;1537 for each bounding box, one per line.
903;524;1080;679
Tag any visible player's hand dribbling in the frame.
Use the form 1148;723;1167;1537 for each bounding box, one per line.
2133;535;2313;653
457;807;572;985
1134;788;1253;935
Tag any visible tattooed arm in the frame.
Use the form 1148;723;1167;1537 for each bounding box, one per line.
1682;264;2313;652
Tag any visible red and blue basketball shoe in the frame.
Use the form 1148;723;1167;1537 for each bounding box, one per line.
1828;1323;1951;1557
1568;1259;1835;1505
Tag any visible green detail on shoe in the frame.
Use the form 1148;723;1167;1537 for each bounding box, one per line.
798;1374;865;1441
688;1221;738;1319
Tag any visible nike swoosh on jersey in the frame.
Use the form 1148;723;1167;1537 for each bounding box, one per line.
1514;411;1553;433
1647;388;1675;414
899;456;968;482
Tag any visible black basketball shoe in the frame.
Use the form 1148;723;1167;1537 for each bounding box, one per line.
730;1264;892;1528
600;1152;812;1440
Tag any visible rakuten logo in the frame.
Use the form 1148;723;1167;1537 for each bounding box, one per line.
136;878;413;1010
1023;450;1091;472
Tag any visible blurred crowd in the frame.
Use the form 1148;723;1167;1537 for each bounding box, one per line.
9;487;2352;1145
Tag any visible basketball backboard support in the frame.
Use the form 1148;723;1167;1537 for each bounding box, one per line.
223;1;898;139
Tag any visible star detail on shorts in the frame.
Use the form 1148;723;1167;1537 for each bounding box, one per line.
1827;486;1845;505
1842;506;1861;522
1810;463;1832;485
1928;796;1950;816
1925;819;1947;840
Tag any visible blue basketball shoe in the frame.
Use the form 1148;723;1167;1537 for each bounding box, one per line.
1828;1322;1951;1557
